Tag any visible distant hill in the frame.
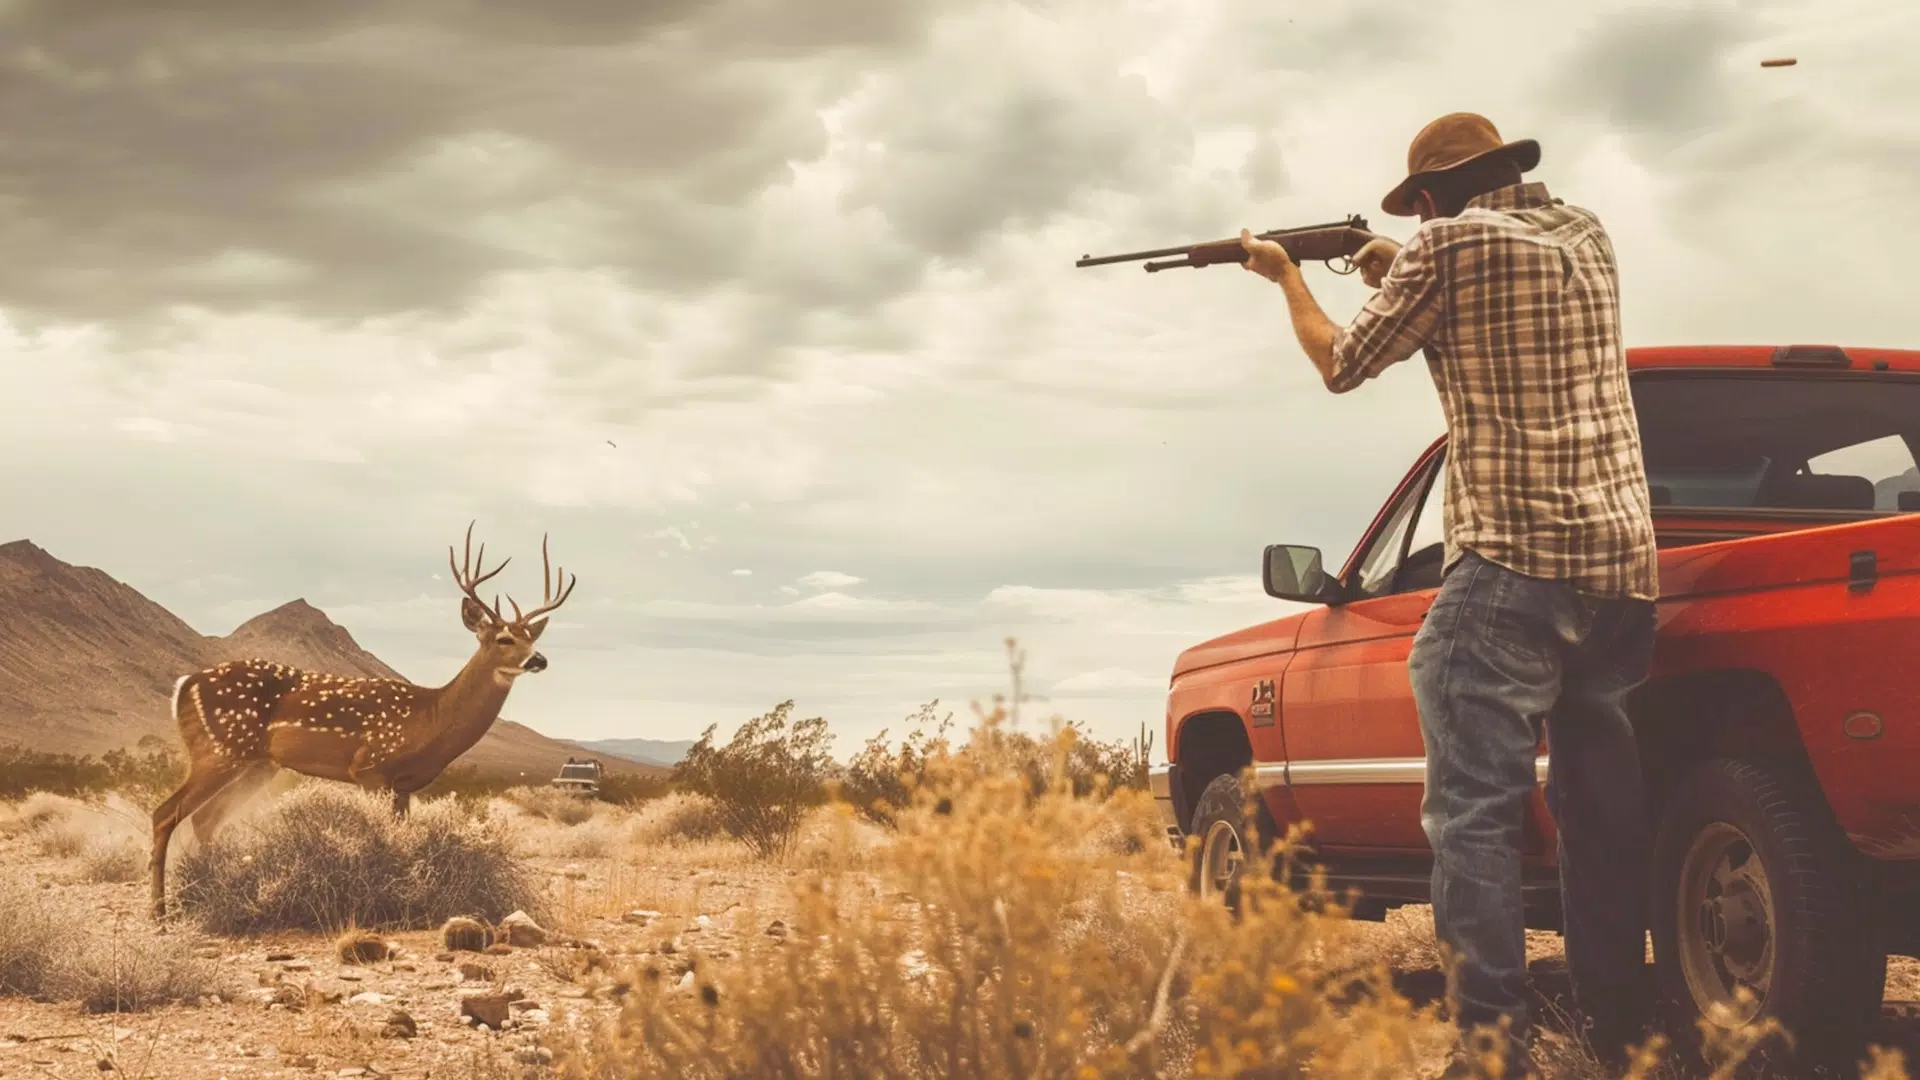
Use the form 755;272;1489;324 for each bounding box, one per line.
572;737;697;768
0;539;664;781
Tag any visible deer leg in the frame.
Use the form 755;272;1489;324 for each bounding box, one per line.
148;784;191;920
187;761;279;847
150;762;243;921
346;744;411;821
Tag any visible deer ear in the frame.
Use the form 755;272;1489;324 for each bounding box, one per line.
526;617;549;643
461;597;492;633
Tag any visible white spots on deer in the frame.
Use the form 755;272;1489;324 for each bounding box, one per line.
163;526;573;803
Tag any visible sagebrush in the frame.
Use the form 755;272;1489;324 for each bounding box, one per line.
0;876;221;1011
171;781;542;934
564;698;1462;1079
673;700;836;858
837;700;955;826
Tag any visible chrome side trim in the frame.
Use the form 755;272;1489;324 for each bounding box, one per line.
1268;755;1552;786
1251;763;1289;790
1286;758;1425;785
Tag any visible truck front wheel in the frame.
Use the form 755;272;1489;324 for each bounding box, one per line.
1649;757;1885;1072
1185;771;1281;911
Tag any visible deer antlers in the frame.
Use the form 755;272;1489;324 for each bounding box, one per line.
450;521;512;626
449;522;577;627
506;533;577;625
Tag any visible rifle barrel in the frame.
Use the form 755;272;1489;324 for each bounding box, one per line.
1075;245;1198;268
1076;216;1369;270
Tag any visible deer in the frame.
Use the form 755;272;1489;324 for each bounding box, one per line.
148;522;576;920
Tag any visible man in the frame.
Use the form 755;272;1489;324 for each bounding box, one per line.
1238;113;1660;1077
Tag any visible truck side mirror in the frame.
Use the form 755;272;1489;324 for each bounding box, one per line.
1263;544;1346;606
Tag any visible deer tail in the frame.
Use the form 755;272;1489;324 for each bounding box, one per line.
171;673;199;737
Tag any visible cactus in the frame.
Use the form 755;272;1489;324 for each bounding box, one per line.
1129;720;1156;789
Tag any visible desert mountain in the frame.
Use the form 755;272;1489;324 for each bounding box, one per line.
0;539;663;780
573;736;697;768
219;599;403;680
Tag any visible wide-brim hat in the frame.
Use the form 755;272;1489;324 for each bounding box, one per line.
1380;112;1540;217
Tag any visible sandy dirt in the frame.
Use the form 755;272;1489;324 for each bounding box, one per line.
4;806;1920;1080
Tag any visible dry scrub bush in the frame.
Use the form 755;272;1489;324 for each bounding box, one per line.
834;646;1152;833
487;792;622;860
564;702;1456;1080
32;815;88;856
0;790;73;835
628;792;729;846
548;820;617;860
0;877;221;1011
172;782;541;935
596;771;673;806
8;790;152;880
505;785;602;826
838;700;956;826
80;835;146;883
673;700;836;858
838;699;1156;833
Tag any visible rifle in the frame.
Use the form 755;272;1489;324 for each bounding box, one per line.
1076;215;1377;274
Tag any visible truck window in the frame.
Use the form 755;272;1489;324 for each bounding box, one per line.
1405;454;1447;563
1633;372;1920;513
1351;454;1441;599
1808;435;1920;510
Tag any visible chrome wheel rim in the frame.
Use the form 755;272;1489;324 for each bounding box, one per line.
1676;821;1776;1023
1198;818;1245;900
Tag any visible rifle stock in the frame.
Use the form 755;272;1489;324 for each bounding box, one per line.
1076;215;1377;274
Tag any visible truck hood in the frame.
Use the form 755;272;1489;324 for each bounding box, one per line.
1171;607;1311;680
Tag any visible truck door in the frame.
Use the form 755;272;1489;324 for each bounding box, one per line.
1280;443;1553;855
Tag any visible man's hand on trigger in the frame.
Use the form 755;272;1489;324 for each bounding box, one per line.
1354;237;1401;289
1239;228;1296;282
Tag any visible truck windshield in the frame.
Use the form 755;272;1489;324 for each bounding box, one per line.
1632;372;1920;512
559;764;598;780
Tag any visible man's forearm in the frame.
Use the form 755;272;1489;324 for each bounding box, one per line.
1275;265;1340;386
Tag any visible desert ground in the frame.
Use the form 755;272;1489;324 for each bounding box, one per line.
4;764;1920;1080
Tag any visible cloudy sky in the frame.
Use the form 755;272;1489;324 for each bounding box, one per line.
3;0;1913;754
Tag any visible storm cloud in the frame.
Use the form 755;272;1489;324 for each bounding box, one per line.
3;0;1913;747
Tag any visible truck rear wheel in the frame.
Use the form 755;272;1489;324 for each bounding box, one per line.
1649;757;1885;1072
1185;771;1281;911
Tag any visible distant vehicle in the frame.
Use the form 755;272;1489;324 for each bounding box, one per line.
550;757;604;797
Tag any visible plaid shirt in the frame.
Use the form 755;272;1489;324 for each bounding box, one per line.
1325;181;1659;600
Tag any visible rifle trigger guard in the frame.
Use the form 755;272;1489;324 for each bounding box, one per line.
1327;256;1358;276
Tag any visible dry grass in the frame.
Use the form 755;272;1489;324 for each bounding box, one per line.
489;793;628;861
79;834;146;882
5;643;1917;1078
171;781;543;935
548;651;1916;1080
558;700;1464;1079
627;792;729;847
504;785;602;826
4;790;156;883
0;875;224;1011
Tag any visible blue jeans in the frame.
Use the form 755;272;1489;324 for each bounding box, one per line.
1408;549;1657;1056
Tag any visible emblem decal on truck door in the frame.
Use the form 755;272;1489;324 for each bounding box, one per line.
1249;679;1276;727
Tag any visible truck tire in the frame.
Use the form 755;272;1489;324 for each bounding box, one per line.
1649;757;1885;1073
1185;770;1281;912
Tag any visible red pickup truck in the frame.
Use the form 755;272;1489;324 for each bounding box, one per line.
1151;343;1920;1059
